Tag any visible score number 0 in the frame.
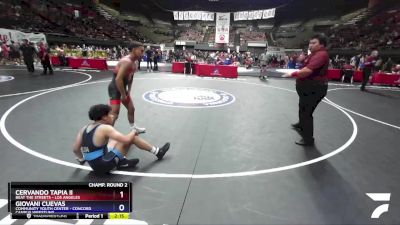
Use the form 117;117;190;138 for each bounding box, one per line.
119;191;125;211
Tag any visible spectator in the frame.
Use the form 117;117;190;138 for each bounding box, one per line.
39;42;53;75
10;41;21;65
361;50;379;91
146;46;153;72
153;50;159;71
20;40;37;73
392;64;400;74
382;58;394;73
1;42;10;65
295;54;305;69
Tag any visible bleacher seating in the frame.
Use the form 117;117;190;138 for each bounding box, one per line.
0;0;149;43
328;7;400;50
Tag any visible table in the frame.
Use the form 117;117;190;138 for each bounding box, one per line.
172;62;185;73
353;70;363;82
327;69;342;80
196;64;238;78
370;73;400;86
68;58;108;70
50;56;60;66
51;56;108;70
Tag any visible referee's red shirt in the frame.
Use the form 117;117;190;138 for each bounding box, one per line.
299;47;329;82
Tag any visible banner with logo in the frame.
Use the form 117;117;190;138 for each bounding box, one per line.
256;10;263;19
0;28;46;45
234;8;276;21
238;12;244;20
263;8;276;19
202;12;207;21
215;13;230;44
189;11;194;20
208;12;214;21
175;9;274;21
249;11;254;20
173;11;214;21
243;11;249;20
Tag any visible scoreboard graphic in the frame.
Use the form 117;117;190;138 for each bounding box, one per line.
8;182;132;220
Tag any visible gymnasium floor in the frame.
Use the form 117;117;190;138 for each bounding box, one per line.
0;65;399;225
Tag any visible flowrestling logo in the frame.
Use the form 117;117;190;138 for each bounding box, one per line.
366;193;391;219
143;87;235;108
0;75;14;82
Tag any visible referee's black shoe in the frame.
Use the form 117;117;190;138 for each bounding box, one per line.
291;123;303;132
295;138;314;146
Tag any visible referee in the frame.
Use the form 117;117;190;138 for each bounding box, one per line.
360;50;378;91
20;39;36;73
287;34;329;146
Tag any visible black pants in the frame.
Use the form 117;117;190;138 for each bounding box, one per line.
343;70;354;83
41;55;53;74
147;59;153;70
24;59;34;73
184;62;191;74
59;56;67;66
361;67;372;90
191;62;196;74
153;59;158;71
296;81;328;142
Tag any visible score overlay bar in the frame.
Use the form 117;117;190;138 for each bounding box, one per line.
8;182;132;219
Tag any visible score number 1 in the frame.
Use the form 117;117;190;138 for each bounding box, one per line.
116;190;128;212
119;191;124;211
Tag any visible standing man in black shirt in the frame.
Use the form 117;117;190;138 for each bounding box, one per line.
20;40;37;74
153;50;159;71
145;46;153;72
285;34;330;146
360;50;379;91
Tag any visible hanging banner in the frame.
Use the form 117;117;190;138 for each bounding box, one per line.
173;8;274;21
239;12;244;20
173;11;214;21
248;11;254;20
262;8;276;19
243;11;249;20
0;28;46;45
202;12;207;21
233;12;238;21
270;8;276;18
196;11;202;20
208;12;215;21
262;10;269;19
215;13;230;44
256;10;263;19
189;11;194;20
